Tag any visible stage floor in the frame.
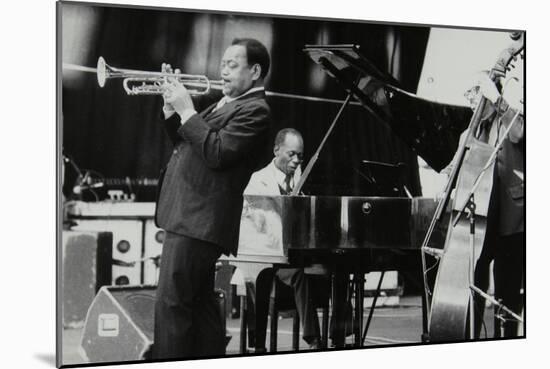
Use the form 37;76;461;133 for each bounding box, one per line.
60;296;496;366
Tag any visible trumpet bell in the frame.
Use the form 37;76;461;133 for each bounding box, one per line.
97;56;108;87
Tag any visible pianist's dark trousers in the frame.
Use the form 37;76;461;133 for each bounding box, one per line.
276;268;321;345
153;232;225;359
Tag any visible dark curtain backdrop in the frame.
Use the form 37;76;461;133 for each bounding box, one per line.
61;3;430;200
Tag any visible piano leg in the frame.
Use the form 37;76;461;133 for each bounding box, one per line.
353;272;366;347
321;282;330;349
330;272;349;348
245;282;257;348
240;295;247;353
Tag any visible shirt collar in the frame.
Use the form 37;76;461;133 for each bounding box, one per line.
270;159;292;188
224;86;265;104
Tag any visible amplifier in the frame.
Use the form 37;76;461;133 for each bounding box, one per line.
72;220;143;285
61;230;112;328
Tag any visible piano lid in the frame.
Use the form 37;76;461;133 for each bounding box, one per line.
303;44;472;172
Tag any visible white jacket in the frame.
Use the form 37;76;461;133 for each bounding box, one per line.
244;160;302;195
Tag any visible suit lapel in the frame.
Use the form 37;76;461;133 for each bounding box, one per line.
204;100;233;121
267;163;282;195
201;102;217;118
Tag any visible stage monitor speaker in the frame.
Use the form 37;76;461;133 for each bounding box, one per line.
79;286;229;363
61;230;112;328
79;285;156;363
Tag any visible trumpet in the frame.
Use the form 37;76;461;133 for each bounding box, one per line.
96;56;223;95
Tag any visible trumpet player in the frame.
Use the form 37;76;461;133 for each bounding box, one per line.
153;38;272;360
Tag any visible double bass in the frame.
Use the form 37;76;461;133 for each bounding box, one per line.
423;32;525;341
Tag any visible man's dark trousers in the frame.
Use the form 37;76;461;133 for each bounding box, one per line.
153;232;225;359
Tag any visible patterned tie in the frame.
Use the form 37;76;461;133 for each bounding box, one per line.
280;175;292;195
284;175;292;194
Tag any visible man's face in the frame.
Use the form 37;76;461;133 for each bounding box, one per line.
464;85;481;110
274;134;304;175
220;45;259;98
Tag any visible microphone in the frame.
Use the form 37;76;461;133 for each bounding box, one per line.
73;182;104;195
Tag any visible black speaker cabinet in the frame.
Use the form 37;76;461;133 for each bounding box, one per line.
79;285;228;363
61;230;112;328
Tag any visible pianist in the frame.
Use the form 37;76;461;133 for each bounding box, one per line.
244;128;323;349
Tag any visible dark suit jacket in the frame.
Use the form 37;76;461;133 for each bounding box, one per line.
155;90;271;255
490;100;525;235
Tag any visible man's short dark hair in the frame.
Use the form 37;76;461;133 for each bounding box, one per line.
274;128;302;147
232;38;270;78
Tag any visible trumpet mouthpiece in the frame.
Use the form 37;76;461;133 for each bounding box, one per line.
97;56;107;87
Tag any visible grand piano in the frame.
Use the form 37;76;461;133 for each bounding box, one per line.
226;44;470;352
229;194;442;351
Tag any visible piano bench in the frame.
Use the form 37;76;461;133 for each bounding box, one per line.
236;268;329;353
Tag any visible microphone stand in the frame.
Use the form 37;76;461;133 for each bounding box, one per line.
470;285;524;335
63;152;87;199
466;194;477;339
62;151;84;178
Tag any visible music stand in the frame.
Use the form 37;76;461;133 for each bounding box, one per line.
359;160;408;197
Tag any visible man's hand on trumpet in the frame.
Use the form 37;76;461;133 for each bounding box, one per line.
161;63;176;118
161;63;197;124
